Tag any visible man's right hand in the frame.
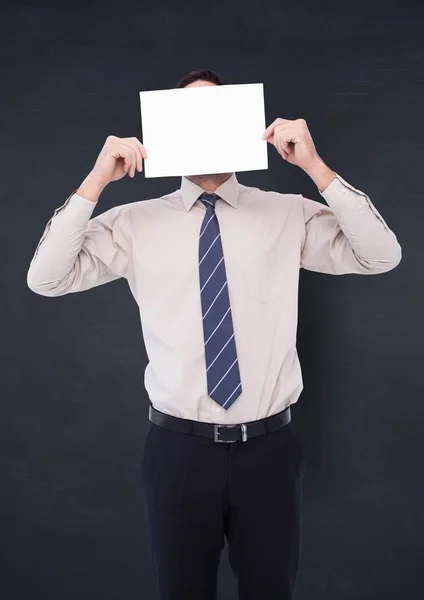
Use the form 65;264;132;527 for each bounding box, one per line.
77;136;148;202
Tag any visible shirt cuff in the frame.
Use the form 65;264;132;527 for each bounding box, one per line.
318;172;370;212
55;190;98;219
318;172;393;234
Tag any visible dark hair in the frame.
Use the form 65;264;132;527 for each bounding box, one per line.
175;69;229;88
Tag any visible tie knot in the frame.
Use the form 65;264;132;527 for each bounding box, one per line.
199;192;220;209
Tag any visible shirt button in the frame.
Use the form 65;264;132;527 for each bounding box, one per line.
341;187;348;194
216;408;221;412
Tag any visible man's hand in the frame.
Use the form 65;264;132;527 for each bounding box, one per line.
91;135;148;184
262;118;322;172
77;135;148;202
262;118;336;191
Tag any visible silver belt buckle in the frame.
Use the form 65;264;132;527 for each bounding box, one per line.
213;423;248;443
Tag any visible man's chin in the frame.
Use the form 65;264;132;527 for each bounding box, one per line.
186;173;230;178
187;173;218;177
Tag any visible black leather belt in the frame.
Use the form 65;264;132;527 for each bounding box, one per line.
148;403;291;443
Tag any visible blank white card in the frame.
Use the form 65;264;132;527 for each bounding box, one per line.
139;83;268;178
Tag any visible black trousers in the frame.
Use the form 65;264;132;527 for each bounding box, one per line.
141;418;306;600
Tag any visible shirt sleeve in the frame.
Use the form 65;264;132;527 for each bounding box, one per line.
27;190;131;296
300;173;402;275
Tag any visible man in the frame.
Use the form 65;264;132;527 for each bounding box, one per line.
27;69;402;600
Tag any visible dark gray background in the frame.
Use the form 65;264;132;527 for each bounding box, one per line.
1;0;422;598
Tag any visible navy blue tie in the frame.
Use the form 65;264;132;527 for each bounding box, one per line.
198;192;242;410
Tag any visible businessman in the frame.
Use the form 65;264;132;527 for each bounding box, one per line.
27;69;402;600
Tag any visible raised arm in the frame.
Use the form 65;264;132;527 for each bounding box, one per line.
27;136;147;296
261;117;402;275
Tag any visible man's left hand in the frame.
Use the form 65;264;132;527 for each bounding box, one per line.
262;118;321;172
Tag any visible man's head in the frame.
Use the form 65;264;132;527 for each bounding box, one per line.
175;69;229;89
175;69;233;191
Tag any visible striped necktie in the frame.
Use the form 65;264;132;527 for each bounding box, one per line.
198;191;242;410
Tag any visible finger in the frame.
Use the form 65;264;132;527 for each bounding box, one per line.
262;118;282;140
275;134;284;156
264;133;274;145
134;145;143;172
123;145;137;177
129;137;147;159
262;118;290;140
277;133;290;154
130;149;137;177
117;142;132;172
139;141;148;159
281;140;290;153
123;153;132;174
276;135;289;159
130;137;147;160
127;139;144;171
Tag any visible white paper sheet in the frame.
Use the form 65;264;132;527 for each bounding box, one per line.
139;83;268;178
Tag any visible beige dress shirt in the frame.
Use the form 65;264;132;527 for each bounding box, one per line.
27;172;401;424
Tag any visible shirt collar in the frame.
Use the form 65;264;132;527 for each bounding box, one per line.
180;172;240;211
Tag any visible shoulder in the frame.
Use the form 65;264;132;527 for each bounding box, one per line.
239;183;302;211
122;189;181;220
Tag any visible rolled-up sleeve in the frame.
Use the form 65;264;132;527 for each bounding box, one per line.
300;173;402;275
27;191;131;296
